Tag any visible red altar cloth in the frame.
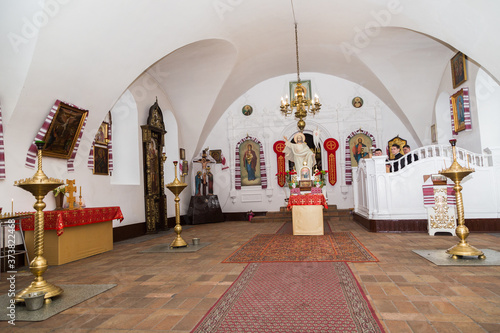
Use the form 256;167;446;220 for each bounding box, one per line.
21;207;124;236
287;194;328;210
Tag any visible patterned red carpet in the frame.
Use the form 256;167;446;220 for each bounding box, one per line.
192;262;384;333
223;232;378;263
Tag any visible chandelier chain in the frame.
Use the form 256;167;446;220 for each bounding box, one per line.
295;23;300;82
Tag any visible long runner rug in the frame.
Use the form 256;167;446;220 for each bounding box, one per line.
223;232;378;263
192;262;384;333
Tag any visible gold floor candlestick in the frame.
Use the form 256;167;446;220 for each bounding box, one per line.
439;139;485;260
166;161;188;248
14;141;65;302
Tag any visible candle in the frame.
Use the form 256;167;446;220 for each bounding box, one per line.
11;199;13;214
80;186;82;196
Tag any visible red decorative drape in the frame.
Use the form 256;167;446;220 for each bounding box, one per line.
273;140;286;187
323;138;339;186
21;206;124;236
287;194;328;210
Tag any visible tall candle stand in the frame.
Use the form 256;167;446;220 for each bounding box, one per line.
14;141;65;301
166;161;188;248
439;139;485;260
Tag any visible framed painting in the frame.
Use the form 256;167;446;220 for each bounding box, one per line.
95;122;108;145
93;146;109;175
239;140;261;186
209;149;222;164
431;124;437;143
349;133;372;167
43;102;88;159
179;148;185;160
451;52;467;89
289;80;311;101
451;89;466;133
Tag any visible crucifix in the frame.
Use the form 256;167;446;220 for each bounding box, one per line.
193;149;214;196
66;179;77;209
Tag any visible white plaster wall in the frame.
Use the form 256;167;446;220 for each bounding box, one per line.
202;72;417;212
475;69;500;150
110;90;141;186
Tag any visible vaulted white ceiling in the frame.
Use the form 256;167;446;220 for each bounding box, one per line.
1;0;499;156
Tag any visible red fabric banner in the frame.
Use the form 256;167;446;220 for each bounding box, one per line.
323;138;339;186
21;206;124;236
273;140;286;187
287;194;328;210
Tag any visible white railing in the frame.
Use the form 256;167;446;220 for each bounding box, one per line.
354;145;500;221
385;145;491;173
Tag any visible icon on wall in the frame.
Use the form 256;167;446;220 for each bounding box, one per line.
242;105;253;116
352;97;363;108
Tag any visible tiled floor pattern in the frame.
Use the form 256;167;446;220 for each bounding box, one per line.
1;218;499;332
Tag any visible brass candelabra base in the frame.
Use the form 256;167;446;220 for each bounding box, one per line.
440;139;485;260
170;221;188;248
166;161;188;248
15;256;64;301
446;225;485;259
14;141;65;302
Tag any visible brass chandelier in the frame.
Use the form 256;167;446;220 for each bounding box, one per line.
280;23;321;132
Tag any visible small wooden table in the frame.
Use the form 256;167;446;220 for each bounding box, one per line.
22;207;123;265
287;194;328;236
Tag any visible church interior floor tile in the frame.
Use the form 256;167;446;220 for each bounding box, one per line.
1;219;499;332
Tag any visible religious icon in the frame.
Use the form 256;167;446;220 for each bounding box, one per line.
289;80;312;100
209;149;222;164
95;122;109;145
352;97;363;108
451;89;467;133
451;52;467;89
349;134;372;167
242;105;253;116
206;166;214;195
300;166;310;180
43;101;88;159
240;140;261;186
195;171;202;196
93;146;109;175
147;138;160;194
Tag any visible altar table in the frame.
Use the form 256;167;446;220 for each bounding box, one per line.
22;207;123;265
287;194;327;236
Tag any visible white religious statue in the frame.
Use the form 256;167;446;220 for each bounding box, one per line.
283;132;316;171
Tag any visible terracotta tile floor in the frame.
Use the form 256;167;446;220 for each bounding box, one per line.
1;218;499;332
